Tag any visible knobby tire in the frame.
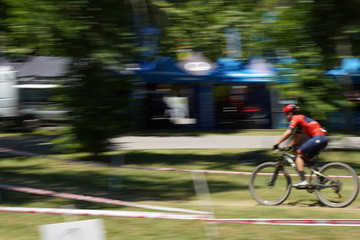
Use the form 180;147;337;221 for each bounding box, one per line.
315;162;359;208
249;162;292;206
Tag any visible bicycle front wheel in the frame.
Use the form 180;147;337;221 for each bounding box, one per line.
315;162;359;208
249;162;292;206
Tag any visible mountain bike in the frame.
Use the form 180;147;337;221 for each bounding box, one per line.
249;148;359;208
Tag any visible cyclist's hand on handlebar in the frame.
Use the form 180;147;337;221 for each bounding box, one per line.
272;144;279;150
284;146;292;151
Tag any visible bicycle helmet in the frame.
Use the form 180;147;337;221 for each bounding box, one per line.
282;104;299;113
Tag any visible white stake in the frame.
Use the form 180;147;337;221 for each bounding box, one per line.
191;172;221;240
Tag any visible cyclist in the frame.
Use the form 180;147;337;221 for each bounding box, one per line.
273;104;328;187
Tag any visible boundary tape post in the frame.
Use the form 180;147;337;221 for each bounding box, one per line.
60;204;79;222
192;172;221;240
108;154;125;192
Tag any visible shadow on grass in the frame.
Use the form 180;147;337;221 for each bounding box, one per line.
115;149;272;169
0;135;57;154
1;167;248;205
284;200;324;208
0;150;260;206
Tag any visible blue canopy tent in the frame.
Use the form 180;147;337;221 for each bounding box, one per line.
326;58;360;129
211;57;275;83
137;56;275;84
136;55;276;129
137;57;211;83
327;57;360;84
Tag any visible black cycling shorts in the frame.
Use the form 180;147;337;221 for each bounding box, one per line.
298;135;328;159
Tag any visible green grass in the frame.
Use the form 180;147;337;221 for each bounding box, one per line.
1;148;360;239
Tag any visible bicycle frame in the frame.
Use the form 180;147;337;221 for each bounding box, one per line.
249;149;359;207
277;150;335;190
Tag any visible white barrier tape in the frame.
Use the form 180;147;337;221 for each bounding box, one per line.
0;206;359;227
0;206;209;220
0;148;11;153
0;184;208;214
208;218;360;227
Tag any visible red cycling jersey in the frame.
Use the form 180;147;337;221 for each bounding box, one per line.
288;114;327;137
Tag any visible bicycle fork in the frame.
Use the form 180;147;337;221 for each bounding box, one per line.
268;165;282;187
268;159;288;187
268;156;294;187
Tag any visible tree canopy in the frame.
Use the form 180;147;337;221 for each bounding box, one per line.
148;0;360;119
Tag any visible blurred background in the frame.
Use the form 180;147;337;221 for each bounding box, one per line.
1;2;360;239
1;0;360;157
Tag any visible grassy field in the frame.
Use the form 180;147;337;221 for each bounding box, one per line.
1;146;360;240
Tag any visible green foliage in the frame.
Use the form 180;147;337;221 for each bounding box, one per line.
261;1;356;119
274;56;352;120
54;60;133;158
273;78;351;121
2;0;137;158
2;0;135;61
151;0;262;59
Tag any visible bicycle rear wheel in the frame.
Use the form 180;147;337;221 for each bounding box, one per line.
315;162;359;208
249;162;292;206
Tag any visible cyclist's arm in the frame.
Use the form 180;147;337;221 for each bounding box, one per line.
288;132;303;147
274;129;293;146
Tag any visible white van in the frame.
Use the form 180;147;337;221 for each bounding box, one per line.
0;66;39;131
15;84;68;123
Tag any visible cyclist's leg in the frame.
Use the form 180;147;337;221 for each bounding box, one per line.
296;135;328;183
294;152;307;182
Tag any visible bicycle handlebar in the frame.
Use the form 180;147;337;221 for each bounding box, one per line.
273;147;295;156
273;146;286;152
